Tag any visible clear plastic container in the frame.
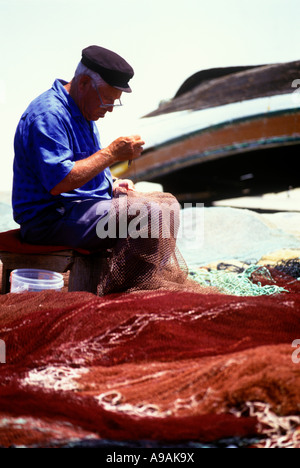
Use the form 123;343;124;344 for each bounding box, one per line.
10;269;64;293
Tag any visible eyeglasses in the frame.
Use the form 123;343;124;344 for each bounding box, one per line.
92;81;123;108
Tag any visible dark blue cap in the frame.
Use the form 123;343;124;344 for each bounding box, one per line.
81;45;134;93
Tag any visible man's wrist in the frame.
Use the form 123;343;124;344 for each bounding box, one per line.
99;147;117;166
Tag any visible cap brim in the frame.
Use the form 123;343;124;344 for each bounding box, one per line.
114;84;132;93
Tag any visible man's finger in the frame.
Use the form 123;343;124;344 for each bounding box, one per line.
132;135;145;146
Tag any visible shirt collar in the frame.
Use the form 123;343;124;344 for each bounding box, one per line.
52;79;83;118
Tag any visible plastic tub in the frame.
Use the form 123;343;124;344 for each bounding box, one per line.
10;269;64;293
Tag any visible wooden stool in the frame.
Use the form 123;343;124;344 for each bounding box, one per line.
0;230;111;295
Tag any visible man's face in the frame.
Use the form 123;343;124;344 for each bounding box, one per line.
77;75;122;121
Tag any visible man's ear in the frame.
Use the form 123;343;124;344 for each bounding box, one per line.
77;75;91;94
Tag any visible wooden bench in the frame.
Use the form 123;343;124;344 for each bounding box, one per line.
0;230;111;295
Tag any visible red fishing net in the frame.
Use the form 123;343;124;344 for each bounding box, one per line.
96;191;207;296
0;265;299;447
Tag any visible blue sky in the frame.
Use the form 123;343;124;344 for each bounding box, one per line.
1;0;300;191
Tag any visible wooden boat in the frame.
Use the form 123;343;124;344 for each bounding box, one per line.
112;61;300;203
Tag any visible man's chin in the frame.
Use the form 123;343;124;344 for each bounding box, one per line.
90;114;107;121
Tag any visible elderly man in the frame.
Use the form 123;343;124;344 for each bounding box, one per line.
13;45;185;294
13;45;145;249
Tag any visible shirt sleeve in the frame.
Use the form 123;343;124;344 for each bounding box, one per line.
28;112;75;192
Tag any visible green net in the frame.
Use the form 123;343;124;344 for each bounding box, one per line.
189;265;289;297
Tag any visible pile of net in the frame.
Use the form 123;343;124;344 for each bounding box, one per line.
189;264;290;296
0;259;300;448
96;191;207;296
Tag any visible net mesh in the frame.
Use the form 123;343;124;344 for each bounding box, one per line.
274;258;300;280
190;264;290;296
0;190;300;447
0;263;299;447
96;191;209;296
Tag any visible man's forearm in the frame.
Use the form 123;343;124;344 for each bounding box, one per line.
50;135;145;196
50;148;114;196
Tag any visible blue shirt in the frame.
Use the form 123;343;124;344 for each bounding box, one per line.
13;79;113;225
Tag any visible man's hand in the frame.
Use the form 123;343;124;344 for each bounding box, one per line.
105;135;145;164
50;136;144;197
113;178;136;196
